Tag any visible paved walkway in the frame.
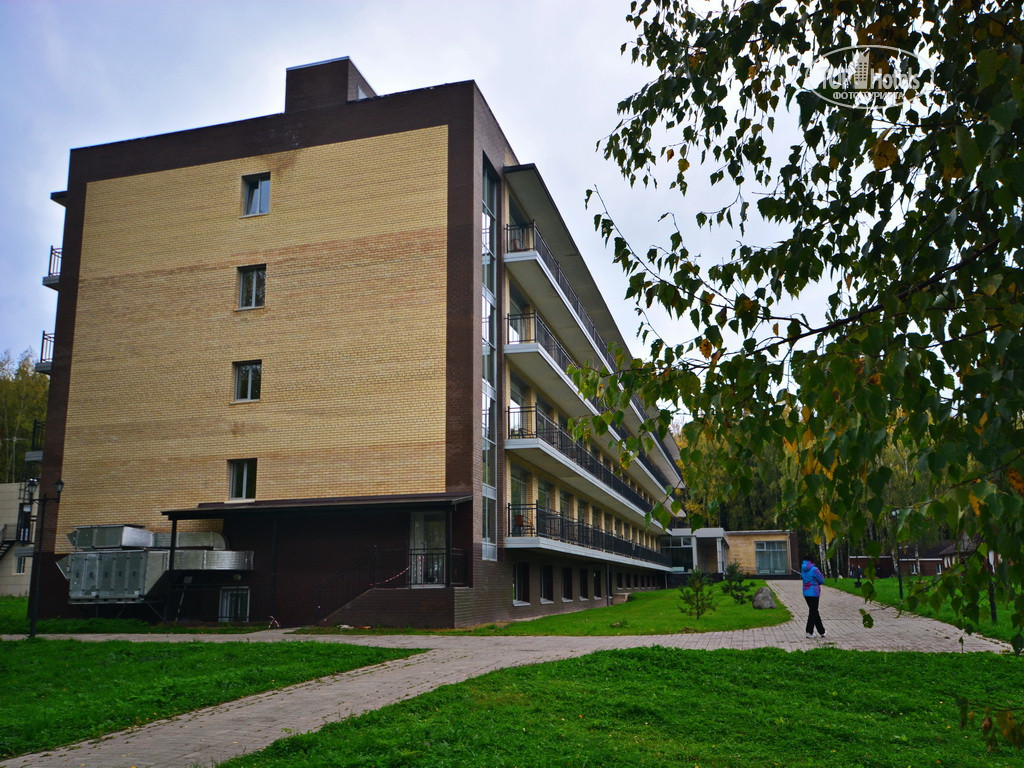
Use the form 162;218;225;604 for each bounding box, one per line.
1;581;1009;768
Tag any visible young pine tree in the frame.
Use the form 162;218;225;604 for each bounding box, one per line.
721;561;753;605
678;568;717;621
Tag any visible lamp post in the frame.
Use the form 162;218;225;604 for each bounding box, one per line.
25;477;64;638
890;508;904;601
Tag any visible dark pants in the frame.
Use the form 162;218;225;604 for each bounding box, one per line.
805;595;825;635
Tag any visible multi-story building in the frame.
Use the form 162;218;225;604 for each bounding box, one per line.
31;57;681;628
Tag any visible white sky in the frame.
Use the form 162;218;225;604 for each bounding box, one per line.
1;0;794;367
0;0;713;362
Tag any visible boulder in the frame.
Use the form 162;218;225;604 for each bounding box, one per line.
752;586;776;609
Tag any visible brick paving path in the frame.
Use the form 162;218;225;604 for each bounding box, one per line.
1;581;1009;768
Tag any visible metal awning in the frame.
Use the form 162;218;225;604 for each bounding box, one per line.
163;493;473;521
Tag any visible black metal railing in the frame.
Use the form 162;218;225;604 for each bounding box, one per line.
507;223;617;373
507;312;579;374
508;406;653;513
314;547;468;621
48;246;62;280
506;223;674;467
39;332;54;366
508;503;670;566
30;420;45;453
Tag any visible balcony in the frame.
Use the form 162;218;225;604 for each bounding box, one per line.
506;223;677;481
34;332;54;374
508;313;672;496
507;224;616;372
507;406;653;520
506;312;601;419
43;246;61;289
24;420;44;464
507;503;670;568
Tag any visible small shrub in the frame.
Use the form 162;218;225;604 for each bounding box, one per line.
678;569;718;620
721;561;753;605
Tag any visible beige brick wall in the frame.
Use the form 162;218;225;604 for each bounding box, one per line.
0;483;30;595
725;531;791;575
58;127;450;552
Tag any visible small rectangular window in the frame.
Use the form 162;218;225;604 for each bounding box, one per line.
238;265;266;309
540;565;553;603
230;459;257;499
513;562;530;605
561;567;573;600
579;568;588;599
234;361;262;401
243;173;270;216
15;556;27;575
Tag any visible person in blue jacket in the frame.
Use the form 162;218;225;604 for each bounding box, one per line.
801;555;827;638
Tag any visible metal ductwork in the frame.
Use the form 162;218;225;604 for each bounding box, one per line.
56;524;252;604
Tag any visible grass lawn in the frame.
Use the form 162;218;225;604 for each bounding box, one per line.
0;638;421;759
298;583;791;636
219;646;1024;768
827;578;1022;646
0;595;262;634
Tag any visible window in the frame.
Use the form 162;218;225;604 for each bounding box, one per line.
579;568;588;599
243;173;270;216
15;556;27;575
540;565;554;603
482;495;497;561
238;265;265;309
229;459;257;500
755;540;788;575
593;569;603;598
234;361;262;401
561;567;573;600
513;562;530;605
219;587;250;622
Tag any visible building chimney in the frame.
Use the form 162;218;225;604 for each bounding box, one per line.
284;57;376;112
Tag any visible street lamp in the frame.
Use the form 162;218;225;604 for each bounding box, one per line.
25;477;64;638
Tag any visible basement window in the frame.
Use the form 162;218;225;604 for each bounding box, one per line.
219;587;250;622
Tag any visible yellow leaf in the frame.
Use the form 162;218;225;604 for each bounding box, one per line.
869;373;882;386
782;437;797;454
772;323;779;336
699;338;713;359
802;428;815;448
665;148;674;161
1007;469;1024;495
801;406;811;423
819;503;839;542
969;492;983;516
974;412;988;436
702;291;714;305
678;157;690;173
872;138;898;170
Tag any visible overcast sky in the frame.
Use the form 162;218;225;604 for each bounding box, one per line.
0;0;728;362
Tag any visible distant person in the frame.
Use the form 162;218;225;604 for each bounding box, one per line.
801;555;827;638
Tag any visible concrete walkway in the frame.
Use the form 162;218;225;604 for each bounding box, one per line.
1;581;1009;768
